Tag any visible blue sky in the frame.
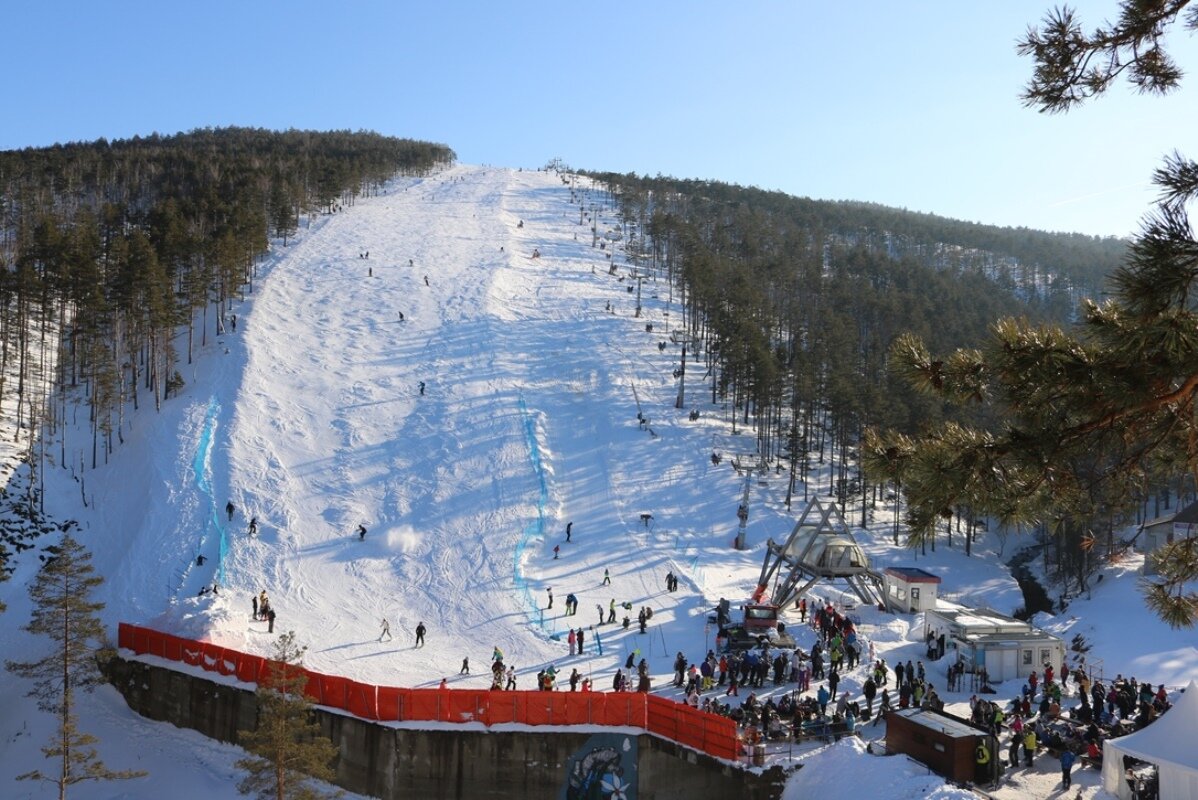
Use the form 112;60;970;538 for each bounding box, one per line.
6;1;1196;237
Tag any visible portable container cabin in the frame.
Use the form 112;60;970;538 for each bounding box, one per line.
882;567;942;613
925;603;1064;684
886;707;997;784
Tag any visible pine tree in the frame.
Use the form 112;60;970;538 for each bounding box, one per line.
864;1;1198;628
236;631;341;800
1017;1;1196;113
4;534;146;798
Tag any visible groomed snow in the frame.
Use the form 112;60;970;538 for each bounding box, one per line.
0;164;1192;799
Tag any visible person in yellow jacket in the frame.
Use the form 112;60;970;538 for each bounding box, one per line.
975;739;992;785
1023;728;1037;767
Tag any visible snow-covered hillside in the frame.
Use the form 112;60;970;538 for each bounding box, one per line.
0;164;1193;799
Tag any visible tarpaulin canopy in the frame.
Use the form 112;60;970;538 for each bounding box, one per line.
1103;681;1198;800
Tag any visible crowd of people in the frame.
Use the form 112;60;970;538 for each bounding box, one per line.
972;664;1176;787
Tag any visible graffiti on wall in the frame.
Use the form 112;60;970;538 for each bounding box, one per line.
561;732;636;800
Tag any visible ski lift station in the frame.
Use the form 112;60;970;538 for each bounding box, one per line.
924;602;1064;684
754;498;884;608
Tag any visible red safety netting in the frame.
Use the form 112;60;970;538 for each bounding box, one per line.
346;680;378;720
116;623;737;760
377;686;403;721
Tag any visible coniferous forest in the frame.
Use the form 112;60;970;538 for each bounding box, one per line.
0;128;1134;590
0;128;452;507
585;170;1133;581
0;128;451;572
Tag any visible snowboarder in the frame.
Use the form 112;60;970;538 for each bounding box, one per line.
357;524;367;541
418;381;425;395
553;545;560;559
226;500;235;521
415;621;426;648
547;587;554;609
596;604;604;625
492;645;504;662
602;568;610;585
196;554;206;566
424;275;429;286
267;608;276;633
607;599;616;624
460;657;470;675
566;521;573;542
248;516;258;536
379;618;392;642
398;311;404;321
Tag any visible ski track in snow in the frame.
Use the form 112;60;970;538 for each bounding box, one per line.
0;164;1188;800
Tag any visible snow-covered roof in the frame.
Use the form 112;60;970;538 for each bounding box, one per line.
883;567;941;584
892;708;982;739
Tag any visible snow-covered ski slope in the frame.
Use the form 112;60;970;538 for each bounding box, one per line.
1;164;1194;800
134;164;770;687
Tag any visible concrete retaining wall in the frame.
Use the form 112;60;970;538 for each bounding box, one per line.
104;655;787;799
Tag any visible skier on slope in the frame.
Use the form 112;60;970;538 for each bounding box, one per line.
415;621;426;648
379;618;392;642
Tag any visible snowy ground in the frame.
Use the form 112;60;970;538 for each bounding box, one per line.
0;164;1193;799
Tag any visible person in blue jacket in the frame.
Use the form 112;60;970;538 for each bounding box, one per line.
1059;749;1076;789
817;684;831;716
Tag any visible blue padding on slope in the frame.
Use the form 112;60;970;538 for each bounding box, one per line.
192;396;226;586
515;396;551;632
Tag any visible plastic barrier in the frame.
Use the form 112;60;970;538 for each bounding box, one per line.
116;623;737;760
377;686;402;721
346;680;378;721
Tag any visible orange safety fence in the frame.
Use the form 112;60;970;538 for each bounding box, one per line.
118;623;737;760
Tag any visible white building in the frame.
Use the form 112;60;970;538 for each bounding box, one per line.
882;567;941;613
925;603;1065;684
1138;500;1198;574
